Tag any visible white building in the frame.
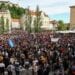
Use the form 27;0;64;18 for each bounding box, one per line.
21;10;56;31
0;9;11;32
49;20;58;30
41;12;52;30
11;19;21;29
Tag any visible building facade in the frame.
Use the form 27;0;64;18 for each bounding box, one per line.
70;6;75;30
41;12;51;30
0;9;11;33
20;10;56;31
11;19;21;29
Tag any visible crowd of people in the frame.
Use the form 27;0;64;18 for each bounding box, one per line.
0;30;75;75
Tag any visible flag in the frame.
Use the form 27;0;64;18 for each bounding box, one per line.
8;39;14;48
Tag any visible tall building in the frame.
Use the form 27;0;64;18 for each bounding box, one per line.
70;6;75;30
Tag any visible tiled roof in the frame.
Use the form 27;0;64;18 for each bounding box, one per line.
49;20;58;24
30;10;41;16
0;0;9;3
12;19;20;22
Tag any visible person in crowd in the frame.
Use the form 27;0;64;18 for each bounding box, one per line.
0;30;75;75
0;55;5;75
37;55;50;75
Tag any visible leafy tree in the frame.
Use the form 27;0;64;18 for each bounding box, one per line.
0;2;25;19
66;23;70;30
34;6;42;33
0;16;5;34
57;20;66;31
0;3;8;9
8;4;25;19
6;18;9;32
25;7;32;33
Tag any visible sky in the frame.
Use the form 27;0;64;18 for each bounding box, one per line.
8;0;75;23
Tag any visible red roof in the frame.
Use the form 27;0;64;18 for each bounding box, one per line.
12;19;20;22
29;10;41;16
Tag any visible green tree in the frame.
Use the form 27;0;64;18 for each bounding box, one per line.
57;20;66;31
8;5;25;19
34;6;42;33
25;7;32;33
6;19;9;32
0;16;5;34
0;3;7;9
0;2;25;19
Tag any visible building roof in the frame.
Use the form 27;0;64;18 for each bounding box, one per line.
25;9;49;17
12;19;20;22
30;10;41;16
29;10;49;18
0;0;9;3
43;13;48;17
50;20;58;25
0;0;9;1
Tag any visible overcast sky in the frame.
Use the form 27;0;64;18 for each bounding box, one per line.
9;0;75;23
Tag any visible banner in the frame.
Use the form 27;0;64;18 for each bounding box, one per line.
8;39;14;48
51;38;59;42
